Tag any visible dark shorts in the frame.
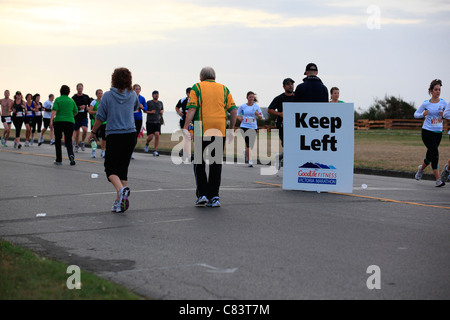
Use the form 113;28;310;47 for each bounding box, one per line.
240;127;258;149
105;133;136;181
1;116;12;124
43;118;51;129
24;117;34;126
146;123;161;135
95;124;107;140
74;118;89;131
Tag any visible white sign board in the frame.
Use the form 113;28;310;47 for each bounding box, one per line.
282;103;354;193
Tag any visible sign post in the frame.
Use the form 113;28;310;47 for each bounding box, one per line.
282;103;354;193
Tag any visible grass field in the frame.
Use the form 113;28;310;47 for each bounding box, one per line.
0;240;143;300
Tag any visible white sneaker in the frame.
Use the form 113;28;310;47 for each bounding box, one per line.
101;150;105;158
436;179;445;187
144;144;149;153
248;160;253;167
131;153;135;160
196;196;208;207
111;200;120;212
153;151;159;157
81;141;85;151
91;150;96;158
415;165;424;181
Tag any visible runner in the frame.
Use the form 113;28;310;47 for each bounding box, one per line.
144;90;164;156
237;91;263;167
41;94;55;145
175;87;191;130
88;67;138;214
31;94;44;146
414;79;447;186
11;91;25;149
88;89;106;158
24;93;36;147
50;85;78;166
0;90;13;147
72;83;90;152
132;84;147;159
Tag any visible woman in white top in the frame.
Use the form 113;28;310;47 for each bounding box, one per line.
414;79;446;186
237;91;263;167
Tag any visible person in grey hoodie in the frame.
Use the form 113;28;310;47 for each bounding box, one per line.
89;67;139;213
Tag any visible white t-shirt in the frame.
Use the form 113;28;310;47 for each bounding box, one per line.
237;103;262;129
414;99;447;132
43;100;53;119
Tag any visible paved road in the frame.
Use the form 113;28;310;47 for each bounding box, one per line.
0;143;449;300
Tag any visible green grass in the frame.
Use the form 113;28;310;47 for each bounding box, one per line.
0;240;144;300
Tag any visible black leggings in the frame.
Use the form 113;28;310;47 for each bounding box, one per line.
54;121;74;162
422;129;442;170
105;133;136;181
32;116;43;134
12;117;23;138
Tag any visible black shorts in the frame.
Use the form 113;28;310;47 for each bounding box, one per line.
146;123;161;135
240;127;258;149
43;118;51;129
1;116;12;124
95;124;107;140
23;117;34;126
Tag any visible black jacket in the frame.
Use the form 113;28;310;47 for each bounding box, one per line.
294;76;329;102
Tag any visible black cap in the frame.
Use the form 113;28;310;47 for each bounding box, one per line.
283;78;295;86
152;90;159;95
304;63;318;75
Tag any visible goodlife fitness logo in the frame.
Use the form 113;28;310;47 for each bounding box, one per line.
298;162;337;185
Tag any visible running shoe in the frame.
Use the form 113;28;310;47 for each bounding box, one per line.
415;165;424;181
50;139;55;145
131;153;135;160
24;141;30;147
153;151;159;157
206;197;221;208
101;150;105;158
91;150;96;158
30;138;34;145
14;142;17;149
53;160;62;166
111;200;120;212
81;141;85;151
74;145;79;153
440;164;450;182
436;179;445;187
1;137;4;145
144;144;149;153
38;136;44;146
69;155;76;166
18;143;22;149
118;187;130;213
196;196;208;207
248;160;253;167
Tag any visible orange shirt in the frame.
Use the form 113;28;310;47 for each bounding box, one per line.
187;80;237;137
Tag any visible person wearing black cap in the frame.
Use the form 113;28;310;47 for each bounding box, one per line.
294;63;328;102
268;78;296;169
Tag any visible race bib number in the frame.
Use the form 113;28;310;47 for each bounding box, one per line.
4;117;11;123
431;117;443;127
26;111;33;116
244;117;256;124
16;112;23;117
35;111;42;116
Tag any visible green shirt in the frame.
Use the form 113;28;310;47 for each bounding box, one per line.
53;95;78;123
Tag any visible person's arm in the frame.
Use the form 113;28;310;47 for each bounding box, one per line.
414;102;427;118
160;102;164;115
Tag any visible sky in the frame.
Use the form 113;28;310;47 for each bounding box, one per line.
1;0;450;132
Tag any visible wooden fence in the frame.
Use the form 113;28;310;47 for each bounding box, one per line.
354;119;450;130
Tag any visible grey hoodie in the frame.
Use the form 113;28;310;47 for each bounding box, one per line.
96;88;138;136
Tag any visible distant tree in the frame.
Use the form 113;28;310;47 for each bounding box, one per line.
359;95;416;120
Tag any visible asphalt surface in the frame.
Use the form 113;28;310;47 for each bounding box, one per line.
0;143;449;300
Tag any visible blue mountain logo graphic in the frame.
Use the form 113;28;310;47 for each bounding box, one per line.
299;162;337;169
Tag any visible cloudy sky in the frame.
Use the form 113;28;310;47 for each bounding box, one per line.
1;0;449;130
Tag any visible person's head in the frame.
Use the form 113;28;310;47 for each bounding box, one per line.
33;93;40;103
4;90;10;99
76;83;83;95
283;78;295;94
247;91;258;104
25;93;32;102
111;68;133;92
95;89;103;100
152;90;159;100
200;67;216;81
304;63;319;76
428;79;442;99
330;87;340;101
186;87;191;97
15;91;22;101
60;85;70;96
49;94;55;101
133;84;141;95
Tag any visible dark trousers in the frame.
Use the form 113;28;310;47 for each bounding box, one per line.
193;136;225;199
13;117;23;138
105;133;136;181
134;120;142;145
422;129;442;170
54;121;74;162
